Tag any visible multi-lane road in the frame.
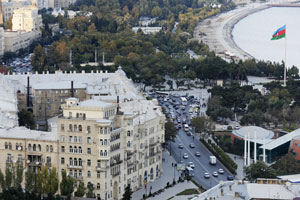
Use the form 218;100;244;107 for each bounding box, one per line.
158;94;233;190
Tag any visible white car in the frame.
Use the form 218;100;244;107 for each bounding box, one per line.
204;172;210;179
188;162;195;168
212;171;218;177
183;153;189;159
234;125;240;130
218;169;224;174
222;125;227;130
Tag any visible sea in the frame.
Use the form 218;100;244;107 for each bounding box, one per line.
232;7;300;69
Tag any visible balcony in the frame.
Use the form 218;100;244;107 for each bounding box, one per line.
95;166;109;171
112;171;120;177
110;160;123;167
67;165;83;169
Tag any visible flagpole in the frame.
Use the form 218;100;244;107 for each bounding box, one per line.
284;24;287;87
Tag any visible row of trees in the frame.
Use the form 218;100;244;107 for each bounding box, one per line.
0;164;95;199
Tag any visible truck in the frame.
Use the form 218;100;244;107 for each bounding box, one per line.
209;156;216;165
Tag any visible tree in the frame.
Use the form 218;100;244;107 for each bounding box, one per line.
60;170;74;197
45;167;58;197
25;167;36;193
122;184;133;200
31;44;47;73
74;181;85;197
191;116;211;133
244;161;276;181
272;154;300;175
5;16;12;30
18;109;35;129
165;120;177;142
86;182;95;198
5;164;12;189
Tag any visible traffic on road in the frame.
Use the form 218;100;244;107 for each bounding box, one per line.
155;92;234;190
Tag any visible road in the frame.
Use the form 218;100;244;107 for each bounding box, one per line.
159;94;233;190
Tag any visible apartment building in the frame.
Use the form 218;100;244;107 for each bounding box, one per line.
12;5;42;32
0;96;165;200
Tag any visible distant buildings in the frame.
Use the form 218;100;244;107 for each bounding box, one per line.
0;68;165;199
132;27;162;35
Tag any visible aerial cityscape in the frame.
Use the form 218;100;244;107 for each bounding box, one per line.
0;0;300;199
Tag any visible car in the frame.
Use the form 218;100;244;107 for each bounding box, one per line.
187;131;192;136
178;124;182;128
188;162;195;168
178;144;183;149
227;176;234;181
218;169;224;174
189;143;195;148
212;171;218;177
183;153;188;159
204;172;210;179
222;125;227;130
195;152;201;157
227;126;232;131
234;125;240;130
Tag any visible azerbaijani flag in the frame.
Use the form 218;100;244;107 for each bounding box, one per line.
271;25;286;40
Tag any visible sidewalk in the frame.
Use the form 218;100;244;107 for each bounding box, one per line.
226;153;247;180
132;150;197;200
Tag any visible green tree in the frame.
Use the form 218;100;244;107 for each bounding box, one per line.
60;170;74;197
18;109;35;129
31;44;47;73
165;119;177;142
25;167;36;193
86;182;95;198
5;16;12;29
272;154;300;175
5;164;12;189
74;181;85;197
122;184;133;200
13;164;23;189
244;161;276;181
191;116;211;133
45;167;58;197
152;6;162;18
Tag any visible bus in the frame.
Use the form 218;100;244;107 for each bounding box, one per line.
181;97;187;105
184;124;189;132
185;167;195;177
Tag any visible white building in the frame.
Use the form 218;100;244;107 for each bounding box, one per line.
132;27;162;34
12;5;42;32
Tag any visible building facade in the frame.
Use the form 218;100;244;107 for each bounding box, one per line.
0;96;165;200
12;5;42;32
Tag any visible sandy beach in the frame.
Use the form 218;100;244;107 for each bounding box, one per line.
194;0;300;61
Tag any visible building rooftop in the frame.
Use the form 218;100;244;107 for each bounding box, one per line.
0;126;57;141
232;126;274;145
278;174;300;183
32;81;87;90
79;99;113;108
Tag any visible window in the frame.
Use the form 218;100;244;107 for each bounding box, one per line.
69;169;73;176
104;150;107;156
33;144;36;151
74;125;78;132
74;170;77;178
47;156;51;164
87;159;91;166
74;136;77;143
8;143;12;150
99;128;103;134
5;142;8;149
78;136;82;143
100;139;103;146
79;158;82;166
69;136;72;142
7;154;11;163
127;141;131;147
74;158;78;166
69;158;73;166
28;144;31;151
87;137;91;144
61;157;65;164
104;128;107;134
38;144;41;151
79;125;82;132
87;148;91;154
97;160;101;168
87;126;91;133
97;183;100;190
104;139;107;146
61;146;65;153
18;155;22;163
61;135;65;142
74;146;78;153
69;146;73;153
127;131;131;136
46;145;49;152
61;124;64;131
79;170;82;177
87;171;91;178
97;171;100;178
50;145;53;152
69;124;72;131
78;146;82;154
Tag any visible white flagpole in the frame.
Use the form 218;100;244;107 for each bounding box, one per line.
284;24;287;87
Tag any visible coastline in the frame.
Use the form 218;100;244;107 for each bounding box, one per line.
194;0;300;61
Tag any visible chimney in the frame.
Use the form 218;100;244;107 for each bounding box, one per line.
27;76;30;108
117;96;119;113
71;81;74;97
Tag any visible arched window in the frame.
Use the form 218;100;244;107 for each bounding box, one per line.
74;146;77;153
69;158;73;166
28;144;31;151
38;144;41;151
8;143;12;150
79;125;82;132
46;145;49;152
74;158;78;166
69;124;73;132
79;146;82;154
16;143;19;150
104;139;107;145
104;150;107;156
100;139;103;145
97;183;100;190
33;144;36;151
100;150;103;156
69;146;73;153
79;158;82;166
5;142;8;149
50;145;53;152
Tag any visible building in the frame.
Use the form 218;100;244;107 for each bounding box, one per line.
4;67;142;128
1;0;32;23
12;5;42;32
0;96;165;200
192;179;300;200
132;27;162;34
